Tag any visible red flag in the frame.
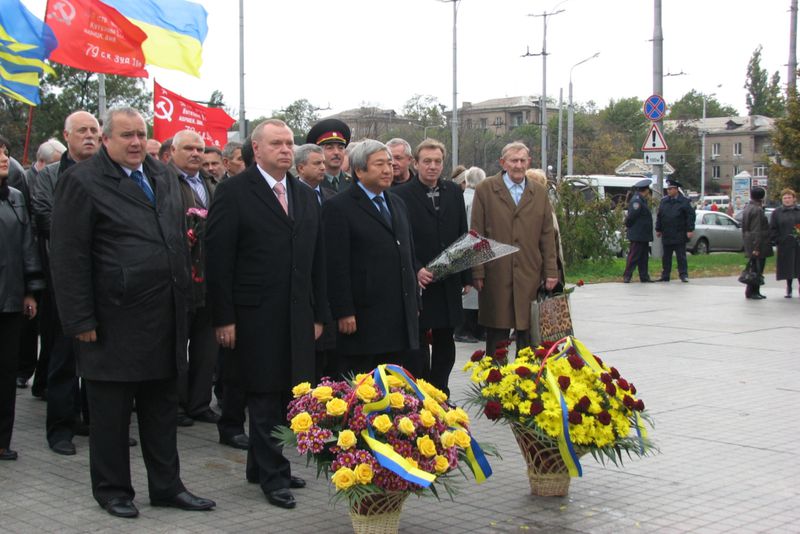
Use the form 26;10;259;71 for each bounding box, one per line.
153;81;235;149
45;0;147;77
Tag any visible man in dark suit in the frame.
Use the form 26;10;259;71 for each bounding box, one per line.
169;130;220;428
322;139;419;375
395;139;470;395
50;107;215;518
206;119;328;510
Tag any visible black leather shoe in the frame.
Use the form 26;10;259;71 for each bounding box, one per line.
50;440;76;456
177;414;195;427
680;275;689;283
192;409;220;424
756;293;767;299
31;387;46;399
103;497;139;518
266;488;296;509
0;449;18;460
289;476;306;489
640;278;655;283
16;377;28;389
219;433;249;450
453;334;479;343
151;490;215;511
622;277;631;283
129;437;137;447
655;277;669;282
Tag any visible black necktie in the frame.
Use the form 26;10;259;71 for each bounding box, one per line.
373;196;392;227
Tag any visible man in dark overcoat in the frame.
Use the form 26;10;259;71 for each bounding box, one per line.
655;180;695;282
50;107;215;518
394;139;469;395
205;119;328;510
322;139;419;376
622;179;655;283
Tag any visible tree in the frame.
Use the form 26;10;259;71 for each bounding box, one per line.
271;99;319;139
668;90;738;120
207;89;225;108
598;97;649;151
770;93;800;194
745;45;785;117
402;94;446;129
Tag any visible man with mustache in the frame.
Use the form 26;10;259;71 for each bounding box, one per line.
306;118;352;193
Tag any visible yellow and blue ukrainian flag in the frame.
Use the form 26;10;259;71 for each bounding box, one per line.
0;0;57;105
103;0;208;77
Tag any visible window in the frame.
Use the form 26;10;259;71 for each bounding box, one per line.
754;165;767;177
733;142;742;157
479;118;487;129
712;166;721;179
711;143;720;158
734;165;741;175
465;118;472;130
510;112;523;128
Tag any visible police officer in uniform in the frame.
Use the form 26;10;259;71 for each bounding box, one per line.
655;179;695;282
622;179;654;283
306;119;352;193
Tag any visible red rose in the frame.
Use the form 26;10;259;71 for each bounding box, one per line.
610;367;621;379
486;369;502;383
630;383;637;394
515;366;532;378
597;411;612;425
496;340;512;349
493;348;509;361
576;396;590;412
529;400;544;415
622;395;635;409
594;355;604;366
541;341;556;350
484;400;502;420
534;347;547;359
577;279;585;287
567;354;585;370
599;373;613;384
558;376;570;390
635;399;645;411
616;378;630;391
470;350;486;362
568;411;583;424
605;383;616;396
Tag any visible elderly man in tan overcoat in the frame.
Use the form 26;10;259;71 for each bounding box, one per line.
471;142;558;355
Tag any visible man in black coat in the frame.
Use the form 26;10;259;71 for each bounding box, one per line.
206;119;328;510
50;107;215;518
655;180;695;282
322;139;419;376
622;179;655;283
394;139;469;395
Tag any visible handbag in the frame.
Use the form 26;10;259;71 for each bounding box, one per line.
530;284;574;344
738;257;763;285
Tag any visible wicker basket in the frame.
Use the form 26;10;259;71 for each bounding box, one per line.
511;423;572;497
349;492;408;534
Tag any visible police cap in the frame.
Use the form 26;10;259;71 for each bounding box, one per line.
634;178;652;189
666;179;682;189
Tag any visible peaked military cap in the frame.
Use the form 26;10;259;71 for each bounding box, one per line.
306;119;351;147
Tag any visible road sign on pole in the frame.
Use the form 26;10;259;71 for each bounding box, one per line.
644;151;666;165
642;123;669;151
643;94;666;121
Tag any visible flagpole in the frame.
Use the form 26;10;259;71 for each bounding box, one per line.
23;106;34;167
98;73;107;120
238;0;246;140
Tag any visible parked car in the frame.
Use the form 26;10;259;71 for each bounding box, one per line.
687;210;743;254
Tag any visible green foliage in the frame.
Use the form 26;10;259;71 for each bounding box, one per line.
663;124;700;190
271;98;320;139
403;94;446;128
668;90;738;120
745;45;785;117
770;93;800;194
598;97;649;150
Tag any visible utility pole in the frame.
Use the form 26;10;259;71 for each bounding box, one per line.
652;0;663;258
526;6;564;170
238;0;246;140
556;88;563;180
98;74;106;120
567;52;599;176
790;0;798;94
439;0;461;171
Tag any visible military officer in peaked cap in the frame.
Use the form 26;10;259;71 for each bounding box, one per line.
622;178;655;283
307;119;352;193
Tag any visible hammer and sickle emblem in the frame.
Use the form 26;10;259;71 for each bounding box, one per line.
154;97;174;122
47;0;76;25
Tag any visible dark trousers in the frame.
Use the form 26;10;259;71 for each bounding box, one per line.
0;313;23;449
485;327;531;358
661;242;688;280
46;333;83;445
16;312;38;381
339;351;412;378
455;309;484;339
624;241;650;281
217;347;247;439
745;257;767;297
410;328;456;396
246;392;291;494
178;306;218;417
85;378;185;505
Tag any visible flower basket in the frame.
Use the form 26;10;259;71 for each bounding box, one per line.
349;492;408;534
510;423;572;496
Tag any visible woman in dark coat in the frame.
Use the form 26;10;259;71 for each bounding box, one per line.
741;187;773;300
0;135;44;460
768;188;800;298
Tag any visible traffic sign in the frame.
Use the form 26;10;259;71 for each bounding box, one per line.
643;94;666;121
641;123;669;151
643;152;666;165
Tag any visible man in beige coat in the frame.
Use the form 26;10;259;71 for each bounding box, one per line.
471;142;558;355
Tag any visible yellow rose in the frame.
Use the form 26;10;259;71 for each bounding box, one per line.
423;398;445;418
337;430;357;450
440;431;455;449
416;435;437;457
387;375;404;389
398;416;416;436
289;412;313;433
453;429;471;448
405;456;419;469
419;409;436;428
444;410;460;427
418;379;448;403
452;408;469;425
356;383;377;402
312;386;333;402
389;392;405;409
331;467;356;490
434;454;450;474
326;398;348;417
354;373;374;386
354;463;374;484
291;382;311;398
372;414;393;434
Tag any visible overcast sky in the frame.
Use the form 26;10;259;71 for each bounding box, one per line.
24;0;793;119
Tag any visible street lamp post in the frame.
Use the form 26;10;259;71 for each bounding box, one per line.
567;52;599;176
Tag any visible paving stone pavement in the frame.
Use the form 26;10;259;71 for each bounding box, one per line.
2;276;799;533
